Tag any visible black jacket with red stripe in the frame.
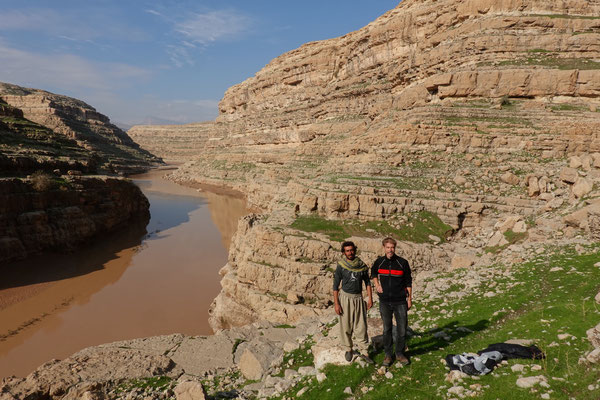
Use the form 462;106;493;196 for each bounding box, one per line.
371;254;412;304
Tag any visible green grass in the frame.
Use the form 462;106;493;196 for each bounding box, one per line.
527;13;600;20
494;57;600;70
290;212;453;244
550;104;588;112
279;337;316;375
274;244;600;399
275;324;296;329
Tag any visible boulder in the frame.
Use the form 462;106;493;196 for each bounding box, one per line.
450;254;477;270
586;348;600;364
500;172;519;185
559;167;578;184
487;231;508;248
572;177;593;198
528;176;540;197
237;338;284;380
175;381;207;400
587;323;600;349
569;156;582;169
454;175;467;186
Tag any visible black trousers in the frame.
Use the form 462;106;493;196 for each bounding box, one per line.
380;302;408;357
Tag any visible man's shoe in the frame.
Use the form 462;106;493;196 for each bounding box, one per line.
345;351;353;362
396;353;410;366
359;353;375;364
382;355;393;367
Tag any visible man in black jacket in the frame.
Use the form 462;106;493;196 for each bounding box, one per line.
371;237;412;367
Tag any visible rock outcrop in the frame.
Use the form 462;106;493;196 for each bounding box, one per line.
0;175;149;263
0;82;161;175
129;0;600;329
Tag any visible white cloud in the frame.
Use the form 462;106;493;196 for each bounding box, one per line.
0;8;147;42
175;10;251;45
0;40;151;92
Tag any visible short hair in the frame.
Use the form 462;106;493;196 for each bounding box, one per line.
341;241;356;252
382;237;397;246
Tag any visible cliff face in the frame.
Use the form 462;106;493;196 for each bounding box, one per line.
130;0;600;330
0;82;161;175
0;176;149;263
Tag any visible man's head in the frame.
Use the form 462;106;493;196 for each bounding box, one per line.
341;241;357;260
382;237;397;259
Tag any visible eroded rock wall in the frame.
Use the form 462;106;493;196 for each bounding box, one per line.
0;176;149;263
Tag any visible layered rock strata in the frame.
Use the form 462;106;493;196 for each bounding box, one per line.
0;176;149;263
129;0;600;330
0;82;161;175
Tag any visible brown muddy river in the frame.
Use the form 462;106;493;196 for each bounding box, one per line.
0;169;248;378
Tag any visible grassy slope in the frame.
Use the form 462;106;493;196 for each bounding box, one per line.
275;244;600;400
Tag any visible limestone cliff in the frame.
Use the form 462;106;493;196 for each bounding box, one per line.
0;83;156;263
0;176;149;263
0;82;161;175
129;0;600;330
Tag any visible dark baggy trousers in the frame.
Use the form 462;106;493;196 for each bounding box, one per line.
380;302;408;357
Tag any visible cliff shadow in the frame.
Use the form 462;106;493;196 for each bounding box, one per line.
0;218;148;292
134;180;207;241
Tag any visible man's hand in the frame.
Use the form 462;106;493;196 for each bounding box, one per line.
376;284;383;294
407;297;412;310
335;303;343;315
366;297;373;310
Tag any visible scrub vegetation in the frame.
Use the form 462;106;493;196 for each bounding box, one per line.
290;212;453;244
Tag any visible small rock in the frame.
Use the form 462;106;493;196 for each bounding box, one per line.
446;370;468;383
297;387;308;397
385;372;393;379
511;364;525;372
516;375;547;389
316;372;327;383
531;364;542;371
343;387;352;395
500;172;520;185
448;385;465;395
454;175;467;186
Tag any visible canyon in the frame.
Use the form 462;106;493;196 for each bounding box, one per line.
3;0;600;398
129;0;600;331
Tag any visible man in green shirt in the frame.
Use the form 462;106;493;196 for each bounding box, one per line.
333;241;374;363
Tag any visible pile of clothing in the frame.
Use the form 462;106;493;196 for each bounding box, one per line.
445;343;545;375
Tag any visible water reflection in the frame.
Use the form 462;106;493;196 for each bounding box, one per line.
0;169;248;378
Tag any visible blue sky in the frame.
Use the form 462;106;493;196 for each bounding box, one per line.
0;1;399;126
